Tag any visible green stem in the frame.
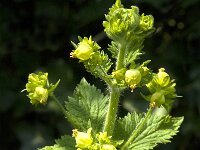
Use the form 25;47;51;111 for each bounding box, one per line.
104;40;125;136
121;107;153;150
50;93;68;117
103;87;120;136
103;40;126;135
116;42;126;70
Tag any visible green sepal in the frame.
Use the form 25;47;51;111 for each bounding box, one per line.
48;79;60;95
65;78;108;134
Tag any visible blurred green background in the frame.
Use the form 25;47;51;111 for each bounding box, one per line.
0;0;199;149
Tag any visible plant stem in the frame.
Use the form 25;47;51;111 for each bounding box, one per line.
121;107;153;150
116;42;126;70
103;41;126;135
50;93;68;117
103;87;120;136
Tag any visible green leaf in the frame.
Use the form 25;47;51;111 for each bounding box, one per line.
38;135;76;150
55;135;76;149
113;112;143;141
65;78;108;133
113;112;184;150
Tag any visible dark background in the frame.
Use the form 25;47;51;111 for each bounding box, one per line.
0;0;199;149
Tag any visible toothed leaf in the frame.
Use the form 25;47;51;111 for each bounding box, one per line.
38;135;75;150
113;112;183;150
65;78;108;133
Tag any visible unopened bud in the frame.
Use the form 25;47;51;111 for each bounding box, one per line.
157;68;170;87
125;69;141;90
150;91;165;106
72;128;93;149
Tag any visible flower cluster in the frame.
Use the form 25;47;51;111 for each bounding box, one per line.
23;72;60;105
72;128;122;150
103;0;154;42
145;68;177;109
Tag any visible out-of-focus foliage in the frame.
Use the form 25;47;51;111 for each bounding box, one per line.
0;0;199;149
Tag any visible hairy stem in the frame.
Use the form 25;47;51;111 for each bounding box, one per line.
121;107;153;150
50;93;68;117
103;41;126;135
103;87;120;136
116;42;126;70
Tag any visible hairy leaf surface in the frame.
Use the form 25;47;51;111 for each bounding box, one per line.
113;112;183;150
65;78;108;133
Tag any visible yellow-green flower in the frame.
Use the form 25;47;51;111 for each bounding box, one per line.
150;91;165;107
139;13;154;31
112;68;126;81
145;68;177;110
125;69;141;90
98;132;111;144
157;68;170;87
23;72;60;105
70;36;100;61
72;128;93;149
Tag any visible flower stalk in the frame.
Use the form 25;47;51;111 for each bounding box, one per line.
50;93;68;118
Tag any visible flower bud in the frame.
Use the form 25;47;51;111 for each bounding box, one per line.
112;68;126;81
72;43;93;60
26;72;48;92
125;69;141;90
150;91;165;106
32;87;48;104
98;132;111;144
70;36;100;61
23;72;60;105
157;68;170;87
139;66;149;76
139;13;154;31
72;128;93;149
103;4;140;41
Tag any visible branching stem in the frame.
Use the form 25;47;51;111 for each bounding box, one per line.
103;41;126;136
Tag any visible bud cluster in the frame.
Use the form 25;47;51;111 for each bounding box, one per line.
23;72;60;105
70;36;112;80
146;68;177;108
111;62;152;91
72;128;122;150
103;0;154;42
